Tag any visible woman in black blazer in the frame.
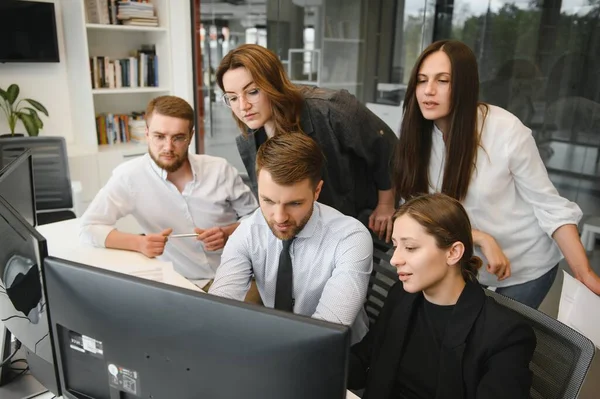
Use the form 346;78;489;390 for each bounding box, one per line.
348;193;536;399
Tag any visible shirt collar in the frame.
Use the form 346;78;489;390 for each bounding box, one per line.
147;152;197;181
433;123;444;137
295;202;320;239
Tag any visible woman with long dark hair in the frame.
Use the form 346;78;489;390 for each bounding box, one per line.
348;193;536;398
391;39;600;309
216;44;398;241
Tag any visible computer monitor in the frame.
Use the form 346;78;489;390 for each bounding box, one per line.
43;257;351;399
0;148;37;226
0;196;60;395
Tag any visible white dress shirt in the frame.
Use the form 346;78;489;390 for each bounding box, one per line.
79;153;258;279
428;105;582;287
209;202;372;343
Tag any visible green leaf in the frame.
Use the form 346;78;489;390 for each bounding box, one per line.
6;84;19;105
17;112;39;136
24;99;48;116
25;108;44;129
0;88;7;102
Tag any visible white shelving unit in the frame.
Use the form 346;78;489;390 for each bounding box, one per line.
62;0;172;154
287;1;367;97
59;0;191;210
86;23;168;32
320;0;367;98
91;87;170;94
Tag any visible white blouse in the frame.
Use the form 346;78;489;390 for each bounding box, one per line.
428;104;582;287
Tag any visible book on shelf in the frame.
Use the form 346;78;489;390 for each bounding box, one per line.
89;45;158;89
96;112;147;145
85;0;158;27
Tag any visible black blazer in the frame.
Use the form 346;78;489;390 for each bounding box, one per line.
348;280;536;399
236;86;397;218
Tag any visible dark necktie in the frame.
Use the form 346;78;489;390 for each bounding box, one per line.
274;239;294;311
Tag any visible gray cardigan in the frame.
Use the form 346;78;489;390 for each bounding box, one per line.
236;87;397;218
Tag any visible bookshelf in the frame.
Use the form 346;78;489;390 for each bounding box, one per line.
61;0;172;155
92;87;170;94
59;0;192;209
86;23;168;32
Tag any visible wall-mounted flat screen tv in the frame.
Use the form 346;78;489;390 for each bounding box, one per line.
0;1;60;63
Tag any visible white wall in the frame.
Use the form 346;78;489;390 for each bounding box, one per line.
0;0;75;142
169;1;194;106
168;1;195;152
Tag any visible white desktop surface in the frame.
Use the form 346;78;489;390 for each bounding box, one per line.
36;218;203;292
7;219;360;399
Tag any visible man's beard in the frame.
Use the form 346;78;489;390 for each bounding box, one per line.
149;149;187;173
265;205;314;241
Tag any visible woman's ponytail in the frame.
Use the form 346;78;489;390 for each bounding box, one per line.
461;256;483;282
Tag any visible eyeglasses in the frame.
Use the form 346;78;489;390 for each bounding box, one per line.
149;133;190;147
222;87;262;108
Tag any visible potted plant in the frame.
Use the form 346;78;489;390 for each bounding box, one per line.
0;83;49;137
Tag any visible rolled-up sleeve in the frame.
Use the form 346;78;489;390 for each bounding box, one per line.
506;119;582;236
208;220;254;300
79;172;135;247
328;90;397;191
312;227;373;326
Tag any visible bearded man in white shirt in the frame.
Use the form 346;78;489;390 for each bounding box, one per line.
80;96;258;286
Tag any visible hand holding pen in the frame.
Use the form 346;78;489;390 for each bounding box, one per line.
138;228;173;258
194;227;229;251
166;227;229;251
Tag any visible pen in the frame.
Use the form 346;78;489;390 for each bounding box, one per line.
170;233;199;238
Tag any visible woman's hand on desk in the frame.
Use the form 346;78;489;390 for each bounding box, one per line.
138;228;173;258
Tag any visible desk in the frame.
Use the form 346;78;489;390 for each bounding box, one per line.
36;218;204;292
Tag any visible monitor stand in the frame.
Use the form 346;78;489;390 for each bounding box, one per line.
0;327;12;386
0;331;48;399
0;374;48;399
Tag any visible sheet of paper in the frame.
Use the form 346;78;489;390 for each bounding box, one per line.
346;390;360;399
128;266;164;283
558;271;600;348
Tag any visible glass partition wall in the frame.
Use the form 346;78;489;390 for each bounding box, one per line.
193;0;600;217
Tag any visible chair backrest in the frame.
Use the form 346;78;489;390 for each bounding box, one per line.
365;236;397;326
0;136;73;211
484;289;596;399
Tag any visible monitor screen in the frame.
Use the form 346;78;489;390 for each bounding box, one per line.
0;196;60;395
0;149;37;227
44;257;351;399
0;1;60;63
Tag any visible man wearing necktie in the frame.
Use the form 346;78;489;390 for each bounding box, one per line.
209;133;373;343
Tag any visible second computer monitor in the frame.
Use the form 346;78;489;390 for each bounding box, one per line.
44;257;351;399
0;196;59;394
0;148;36;226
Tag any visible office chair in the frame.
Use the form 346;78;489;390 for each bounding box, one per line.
484;289;595;399
365;237;396;326
0;136;76;225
